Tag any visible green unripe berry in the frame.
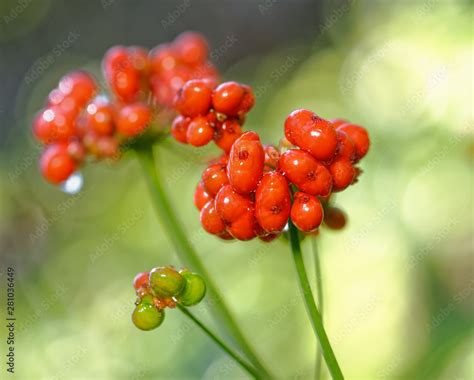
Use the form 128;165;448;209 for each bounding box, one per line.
149;266;185;298
176;271;206;306
132;301;165;331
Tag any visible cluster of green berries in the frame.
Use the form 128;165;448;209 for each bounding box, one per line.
132;266;206;331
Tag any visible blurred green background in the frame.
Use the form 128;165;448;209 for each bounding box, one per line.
0;0;473;379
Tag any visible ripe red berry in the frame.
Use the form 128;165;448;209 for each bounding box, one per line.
278;149;332;196
334;130;356;162
194;181;212;211
133;271;149;290
215;184;253;223
174;79;212;117
32;107;76;143
227;131;265;195
337;124;370;162
324;207;347;230
329;158;355;192
58;70;97;107
284;109;337;161
149;44;177;73
171;115;191;144
212;81;249;116
103;46;140;102
40;143;76;184
174;32;209;66
116;103;151;137
213;119;242;153
202;163;229;197
86;97;114;136
227;208;258;241
331;118;348;128
186;116;214;146
255;171;291;233
96;136;119;158
200;200;226;235
290;192;323;232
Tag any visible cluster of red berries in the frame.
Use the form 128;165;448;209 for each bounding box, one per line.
193;108;370;241
132;266;206;331
171;80;254;150
32;32;218;185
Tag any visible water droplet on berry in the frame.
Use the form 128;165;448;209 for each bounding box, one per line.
60;171;83;194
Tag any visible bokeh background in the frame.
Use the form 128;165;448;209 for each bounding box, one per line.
0;0;473;379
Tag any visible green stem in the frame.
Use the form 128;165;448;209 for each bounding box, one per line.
178;305;259;379
136;146;270;379
288;220;343;380
312;237;323;380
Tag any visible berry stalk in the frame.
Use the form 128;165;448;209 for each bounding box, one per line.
312;237;324;380
136;146;270;379
177;305;259;378
288;220;343;380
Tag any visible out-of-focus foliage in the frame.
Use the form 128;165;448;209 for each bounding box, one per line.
0;0;472;379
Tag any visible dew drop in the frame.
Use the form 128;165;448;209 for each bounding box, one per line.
60;171;83;194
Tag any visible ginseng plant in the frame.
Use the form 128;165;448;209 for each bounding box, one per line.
32;31;370;380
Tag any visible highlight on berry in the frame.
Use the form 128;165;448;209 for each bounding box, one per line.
132;266;206;331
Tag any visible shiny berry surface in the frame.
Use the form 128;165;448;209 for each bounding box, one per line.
133;272;149;290
149;267;185;298
278;149;332;196
290;192;324;232
194;181;211;210
227;131;265;195
213;119;242;153
174;79;212;117
329;158;355;192
215;184;253;223
132;302;165;331
116;103;151;137
171;115;190;144
202;163;228;197
86;97;114;136
186;115;214;146
212;81;245;115
227;208;258;241
337;123;370;162
255;171;291;233
200;200;226;235
40;143;76;184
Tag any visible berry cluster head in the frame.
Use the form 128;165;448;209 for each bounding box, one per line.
32;32;218;186
195;109;370;240
132;266;206;331
171;80;255;151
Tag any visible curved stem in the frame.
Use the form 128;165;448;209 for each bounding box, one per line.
178;305;259;379
136;146;270;379
288;220;343;380
312;237;323;380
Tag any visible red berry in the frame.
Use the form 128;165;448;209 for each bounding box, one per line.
284;109;337;161
116;103;151;137
290;192;323;232
255;171;291;233
103;46;140;102
186;116;214;146
171;115;191;144
133;272;149;290
278;149;332;196
329;158;355;192
212;81;245;115
227;208;258;241
215;184;253;223
149;44;177;73
58;70;97;107
213;119;242;153
202;163;229;197
194;181;212;211
237;85;255;115
337;124;370;162
324;207;347;230
128;46;150;75
174;79;212;117
200;200;226;235
32;107;76;143
86;96;114;136
96;136;119;158
40;143;76;184
227;131;265;194
66;140;85;162
334;130;356;162
174;32;209;66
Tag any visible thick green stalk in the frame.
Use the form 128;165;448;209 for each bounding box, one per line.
178;305;259;379
288;220;343;380
312;237;323;379
136;146;270;379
